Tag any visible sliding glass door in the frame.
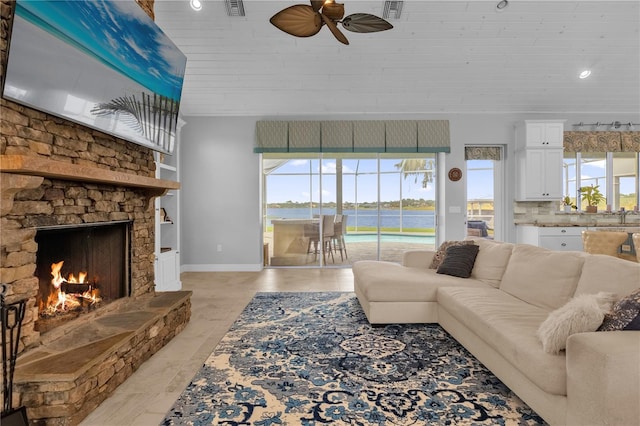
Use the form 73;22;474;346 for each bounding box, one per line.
263;153;437;267
379;155;437;261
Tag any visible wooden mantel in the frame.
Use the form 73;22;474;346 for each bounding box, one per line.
0;155;180;192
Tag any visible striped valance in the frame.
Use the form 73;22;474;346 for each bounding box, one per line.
465;146;502;161
255;120;450;153
563;131;640;152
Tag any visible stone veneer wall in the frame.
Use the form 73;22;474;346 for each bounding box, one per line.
0;0;158;353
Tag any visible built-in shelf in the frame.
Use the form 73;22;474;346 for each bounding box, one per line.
154;151;181;291
157;162;177;172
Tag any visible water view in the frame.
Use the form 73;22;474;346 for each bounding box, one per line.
266;208;435;232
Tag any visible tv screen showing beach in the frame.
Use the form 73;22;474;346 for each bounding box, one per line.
3;0;187;154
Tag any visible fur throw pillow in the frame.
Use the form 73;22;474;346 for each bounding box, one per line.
537;292;617;355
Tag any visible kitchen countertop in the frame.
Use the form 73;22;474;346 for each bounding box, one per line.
516;223;640;232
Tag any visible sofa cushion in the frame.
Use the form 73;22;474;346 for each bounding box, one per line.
353;260;490;303
436;244;479;278
437;286;567;396
470;239;514;287
500;244;586;310
574;254;640;298
598;287;640;331
537;292;616;354
429;240;476;269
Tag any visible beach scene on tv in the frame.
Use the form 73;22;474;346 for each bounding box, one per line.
3;0;187;154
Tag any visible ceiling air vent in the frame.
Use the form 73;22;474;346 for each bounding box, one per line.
225;0;245;16
382;0;403;19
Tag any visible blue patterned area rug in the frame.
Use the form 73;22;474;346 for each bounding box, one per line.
163;292;545;425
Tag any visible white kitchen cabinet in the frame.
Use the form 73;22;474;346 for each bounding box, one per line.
516;120;565;149
154;147;181;291
516;225;586;251
515;120;565;201
516;149;564;200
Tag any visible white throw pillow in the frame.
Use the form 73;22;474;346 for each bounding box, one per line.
536;292;617;355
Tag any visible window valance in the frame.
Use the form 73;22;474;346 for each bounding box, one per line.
563;131;640;152
255;120;450;153
464;146;502;161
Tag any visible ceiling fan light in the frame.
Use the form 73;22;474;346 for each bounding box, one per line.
322;2;345;20
190;0;202;11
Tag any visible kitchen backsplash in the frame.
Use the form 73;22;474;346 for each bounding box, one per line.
514;201;640;226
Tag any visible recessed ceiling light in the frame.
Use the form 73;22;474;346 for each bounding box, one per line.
496;0;509;11
579;70;591;79
190;0;202;11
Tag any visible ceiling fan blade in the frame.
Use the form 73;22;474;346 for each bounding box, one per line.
310;0;324;12
320;13;349;45
270;5;322;37
341;13;393;33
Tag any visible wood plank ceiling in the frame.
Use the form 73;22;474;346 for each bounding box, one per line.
153;1;640;116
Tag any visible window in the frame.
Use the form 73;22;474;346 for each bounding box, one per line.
613;152;639;211
563;151;639;211
262;153;437;267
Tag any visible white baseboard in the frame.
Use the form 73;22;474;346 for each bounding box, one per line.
181;264;263;272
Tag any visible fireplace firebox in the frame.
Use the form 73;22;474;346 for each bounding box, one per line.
34;221;131;333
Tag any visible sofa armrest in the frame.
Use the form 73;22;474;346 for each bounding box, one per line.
402;250;435;268
566;330;640;426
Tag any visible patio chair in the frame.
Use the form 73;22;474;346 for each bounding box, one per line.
305;214;335;264
333;214;348;261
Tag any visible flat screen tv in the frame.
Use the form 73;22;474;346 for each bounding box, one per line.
2;0;187;155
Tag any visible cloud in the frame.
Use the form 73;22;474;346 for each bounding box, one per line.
122;34;150;61
291;160;309;167
322;162;336;173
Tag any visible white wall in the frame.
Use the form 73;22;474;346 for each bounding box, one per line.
180;117;262;271
179;112;639;271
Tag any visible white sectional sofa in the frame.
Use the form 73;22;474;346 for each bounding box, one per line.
352;239;640;426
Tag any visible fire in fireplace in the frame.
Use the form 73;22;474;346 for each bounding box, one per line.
41;260;101;315
34;221;131;333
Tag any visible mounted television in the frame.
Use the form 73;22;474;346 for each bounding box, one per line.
2;0;186;155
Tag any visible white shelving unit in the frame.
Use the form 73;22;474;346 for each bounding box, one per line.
154;147;181;291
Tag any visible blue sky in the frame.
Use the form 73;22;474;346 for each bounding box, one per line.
17;0;186;101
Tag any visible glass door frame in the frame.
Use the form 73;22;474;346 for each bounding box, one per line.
464;145;506;241
262;152;438;267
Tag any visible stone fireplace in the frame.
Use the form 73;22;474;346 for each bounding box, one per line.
0;1;190;424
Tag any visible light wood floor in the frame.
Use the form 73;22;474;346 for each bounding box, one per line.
80;269;355;426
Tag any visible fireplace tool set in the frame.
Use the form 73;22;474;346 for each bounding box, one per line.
1;284;28;425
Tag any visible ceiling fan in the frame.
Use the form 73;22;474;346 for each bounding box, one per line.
270;0;393;45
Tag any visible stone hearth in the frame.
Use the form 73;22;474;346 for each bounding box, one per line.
13;291;190;425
